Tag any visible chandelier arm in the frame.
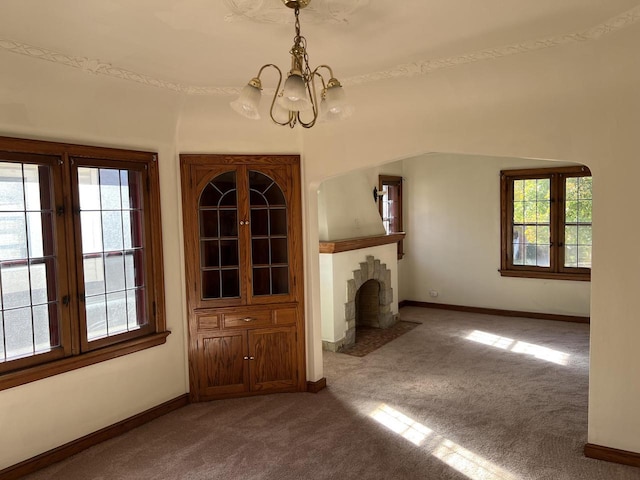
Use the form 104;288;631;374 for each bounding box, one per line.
313;65;335;80
297;111;315;129
312;70;327;90
261;64;293;127
256;63;280;79
297;71;319;128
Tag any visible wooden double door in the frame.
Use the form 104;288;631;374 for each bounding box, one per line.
180;154;306;401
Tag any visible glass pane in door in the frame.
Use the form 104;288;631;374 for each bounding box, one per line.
199;171;239;299
248;171;289;296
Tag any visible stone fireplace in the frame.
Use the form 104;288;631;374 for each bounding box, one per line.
319;234;404;352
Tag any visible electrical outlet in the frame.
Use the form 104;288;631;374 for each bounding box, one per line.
429;290;438;298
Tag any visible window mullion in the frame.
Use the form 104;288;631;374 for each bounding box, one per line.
549;173;559;274
63;154;84;355
557;173;566;274
38;155;74;358
136;167;149;327
505;175;514;268
37;164;59;350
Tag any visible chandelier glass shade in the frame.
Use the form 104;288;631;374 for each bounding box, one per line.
230;0;353;128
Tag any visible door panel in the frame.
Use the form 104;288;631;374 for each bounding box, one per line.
249;326;297;391
198;331;248;396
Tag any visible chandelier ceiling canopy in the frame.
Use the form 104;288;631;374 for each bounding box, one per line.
222;0;369;24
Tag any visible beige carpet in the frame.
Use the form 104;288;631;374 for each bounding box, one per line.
22;307;640;479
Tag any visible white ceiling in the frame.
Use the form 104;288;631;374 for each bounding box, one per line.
1;0;639;92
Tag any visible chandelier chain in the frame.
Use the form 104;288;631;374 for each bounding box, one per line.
294;7;301;37
292;6;311;83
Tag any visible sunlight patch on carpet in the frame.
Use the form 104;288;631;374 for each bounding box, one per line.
369;404;432;446
370;403;518;480
466;330;569;365
432;439;518;480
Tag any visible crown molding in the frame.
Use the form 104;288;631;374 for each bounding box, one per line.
0;39;239;96
343;5;640;86
1;5;638;95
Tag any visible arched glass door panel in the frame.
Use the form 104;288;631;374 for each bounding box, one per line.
198;171;239;299
249;171;289;296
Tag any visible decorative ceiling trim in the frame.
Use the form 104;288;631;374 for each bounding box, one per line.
1;4;638;95
344;4;640;86
0;39;237;96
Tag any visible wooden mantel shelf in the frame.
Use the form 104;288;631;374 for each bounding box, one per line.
319;232;406;254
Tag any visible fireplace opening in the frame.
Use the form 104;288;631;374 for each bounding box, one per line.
356;279;381;330
340;255;396;348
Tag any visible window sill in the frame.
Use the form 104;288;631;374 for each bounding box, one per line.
499;270;590;282
0;331;171;392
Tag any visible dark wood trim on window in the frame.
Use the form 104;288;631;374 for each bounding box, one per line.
0;136;168;390
0;332;170;391
498;270;590;281
500;165;591;281
0;152;73;374
378;175;404;259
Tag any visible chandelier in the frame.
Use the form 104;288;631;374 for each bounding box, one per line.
230;0;353;128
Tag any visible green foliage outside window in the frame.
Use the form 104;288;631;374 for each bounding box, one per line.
501;166;591;280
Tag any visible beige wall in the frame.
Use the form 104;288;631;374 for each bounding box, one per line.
317;170;386;241
401;153;590;316
0;19;639;469
317;153;589;338
0;55;189;468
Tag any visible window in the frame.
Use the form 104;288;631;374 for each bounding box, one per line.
500;166;591;281
378;175;404;259
0;137;167;390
